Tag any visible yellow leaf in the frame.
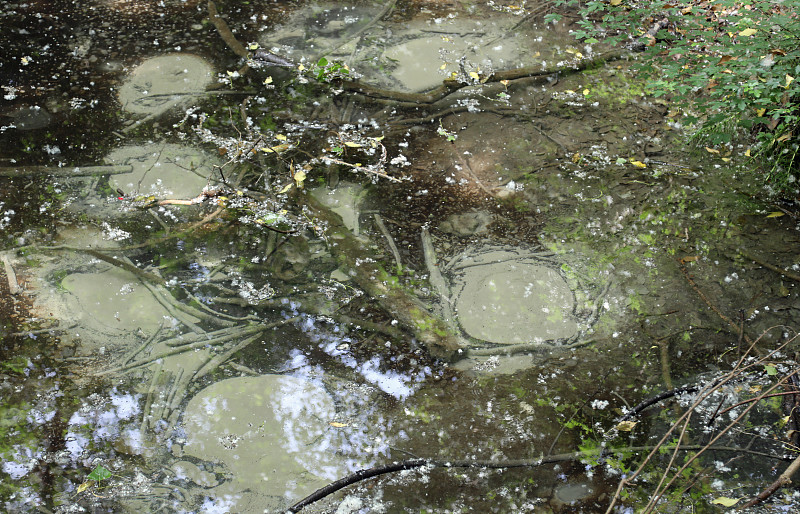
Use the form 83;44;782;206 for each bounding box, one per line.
344;141;362;148
329;422;348;428
263;76;273;85
738;28;757;37
711;497;740;507
77;482;91;494
785;74;795;88
705;147;720;154
766;211;785;218
248;43;260;50
745;148;752;157
275;134;287;141
610;0;622;5
756;108;766;117
582;89;590;96
261;143;290;154
616;420;637;431
469;71;480;80
629;159;647;168
293;169;306;188
298;64;305;71
439;63;447;70
778;133;791;142
572;153;581;163
278;183;293;194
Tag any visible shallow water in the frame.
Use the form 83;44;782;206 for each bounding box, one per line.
2;1;800;512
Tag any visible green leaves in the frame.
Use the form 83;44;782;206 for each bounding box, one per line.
87;465;112;482
567;0;800;194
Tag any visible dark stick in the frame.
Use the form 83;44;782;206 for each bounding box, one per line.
286;445;789;512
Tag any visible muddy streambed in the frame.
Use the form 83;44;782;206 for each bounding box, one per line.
2;1;800;512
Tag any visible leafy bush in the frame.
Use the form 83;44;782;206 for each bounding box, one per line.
550;0;800;194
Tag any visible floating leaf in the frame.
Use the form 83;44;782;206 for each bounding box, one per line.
329;421;348;428
738;28;757;37
439;63;447;70
87;465;112;482
712;497;740;507
766;212;785;218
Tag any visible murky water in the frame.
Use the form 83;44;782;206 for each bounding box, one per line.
3;1;800;512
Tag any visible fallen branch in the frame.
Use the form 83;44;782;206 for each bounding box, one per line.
678;261;754;347
208;1;248;58
287;444;787;513
741;453;800;509
0;165;133;177
739;249;800;282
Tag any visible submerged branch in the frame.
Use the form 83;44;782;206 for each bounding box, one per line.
0;165;133;177
302;191;461;360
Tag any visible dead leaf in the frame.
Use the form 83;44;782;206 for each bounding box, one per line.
77;482;91;494
329;422;348;428
680;255;699;264
344;142;362;148
293;168;306;188
711;497;740;507
766;212;785;218
705;147;720;154
572;153;581;163
616;420;637;431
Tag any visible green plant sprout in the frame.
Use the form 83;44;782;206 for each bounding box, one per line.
75;465;112;495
